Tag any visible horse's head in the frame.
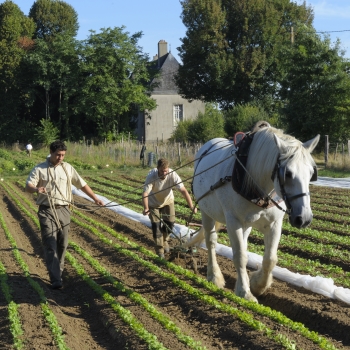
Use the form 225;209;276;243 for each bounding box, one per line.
273;133;320;228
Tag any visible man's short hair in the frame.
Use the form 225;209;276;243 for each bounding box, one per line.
157;158;169;169
50;140;67;153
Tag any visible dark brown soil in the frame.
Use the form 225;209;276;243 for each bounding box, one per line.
0;182;349;350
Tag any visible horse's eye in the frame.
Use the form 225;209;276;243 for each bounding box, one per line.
285;171;292;178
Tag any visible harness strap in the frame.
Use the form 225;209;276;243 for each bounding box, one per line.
195;176;232;204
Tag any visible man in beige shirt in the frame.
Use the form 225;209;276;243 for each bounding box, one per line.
26;140;104;289
142;158;196;258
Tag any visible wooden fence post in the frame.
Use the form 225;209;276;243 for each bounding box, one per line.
334;143;338;160
178;143;181;165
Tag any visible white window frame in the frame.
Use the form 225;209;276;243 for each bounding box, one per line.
173;104;183;127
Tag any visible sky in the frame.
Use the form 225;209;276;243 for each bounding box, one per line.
8;0;350;61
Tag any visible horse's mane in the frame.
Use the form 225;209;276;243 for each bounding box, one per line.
241;127;314;194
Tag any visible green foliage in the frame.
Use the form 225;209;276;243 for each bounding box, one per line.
176;0;314;109
171;103;225;143
75;27;156;139
0;148;12;160
223;102;271;136
70;159;94;170
29;0;79;40
14;159;36;171
279;26;350;144
0;1;35;143
0;159;16;172
35;118;59;146
21;33;79;122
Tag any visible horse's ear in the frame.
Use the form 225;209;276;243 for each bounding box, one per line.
302;135;320;153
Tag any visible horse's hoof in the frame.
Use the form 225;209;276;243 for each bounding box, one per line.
236;289;258;303
208;275;225;289
246;293;258;303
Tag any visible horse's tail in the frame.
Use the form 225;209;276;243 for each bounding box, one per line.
182;222;222;247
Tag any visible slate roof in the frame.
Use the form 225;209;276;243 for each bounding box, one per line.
149;52;180;95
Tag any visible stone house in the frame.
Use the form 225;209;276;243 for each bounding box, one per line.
135;40;205;142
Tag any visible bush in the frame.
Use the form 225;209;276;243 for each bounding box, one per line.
14;159;36;171
224;103;271;136
171;103;225;143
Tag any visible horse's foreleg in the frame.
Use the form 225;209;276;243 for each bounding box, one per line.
202;214;225;288
226;219;257;302
250;220;282;297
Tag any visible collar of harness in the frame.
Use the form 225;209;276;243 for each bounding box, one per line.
231;131;283;209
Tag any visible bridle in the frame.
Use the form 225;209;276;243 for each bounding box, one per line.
271;156;318;214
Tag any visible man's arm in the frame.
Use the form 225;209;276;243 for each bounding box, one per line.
179;187;197;213
80;184;104;206
142;191;150;215
25;183;46;194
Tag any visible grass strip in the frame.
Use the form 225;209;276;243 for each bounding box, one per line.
65;251;168;350
69;241;205;349
0;261;24;349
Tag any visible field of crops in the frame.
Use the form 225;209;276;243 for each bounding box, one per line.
1;166;350;349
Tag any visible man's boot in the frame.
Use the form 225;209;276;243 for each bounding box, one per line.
151;222;164;258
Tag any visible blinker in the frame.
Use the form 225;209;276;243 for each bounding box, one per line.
310;166;317;182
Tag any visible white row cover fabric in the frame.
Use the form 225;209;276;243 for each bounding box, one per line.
72;176;350;305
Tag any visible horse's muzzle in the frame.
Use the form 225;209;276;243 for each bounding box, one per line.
289;214;313;229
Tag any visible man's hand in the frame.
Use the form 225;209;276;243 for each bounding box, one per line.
143;208;150;216
37;187;47;194
94;198;104;206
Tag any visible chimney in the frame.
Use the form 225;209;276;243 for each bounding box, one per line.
158;40;168;66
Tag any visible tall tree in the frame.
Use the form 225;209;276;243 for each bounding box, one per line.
29;0;79;40
75;27;157;139
21;33;80;137
0;0;35;142
279;27;350;144
176;0;313;110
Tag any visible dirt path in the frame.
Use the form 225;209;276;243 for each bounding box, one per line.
0;182;349;349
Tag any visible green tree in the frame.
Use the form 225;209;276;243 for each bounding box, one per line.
223;102;271;136
0;0;35;142
35;118;59;146
171;103;225;143
21;33;80;138
29;0;78;40
176;0;313;110
75;27;157;139
279;26;350;144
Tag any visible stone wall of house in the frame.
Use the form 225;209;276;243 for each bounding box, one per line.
141;94;205;142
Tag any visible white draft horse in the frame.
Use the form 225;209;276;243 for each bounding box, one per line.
186;127;320;302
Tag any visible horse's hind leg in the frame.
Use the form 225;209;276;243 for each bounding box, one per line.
250;220;282;297
202;213;225;288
